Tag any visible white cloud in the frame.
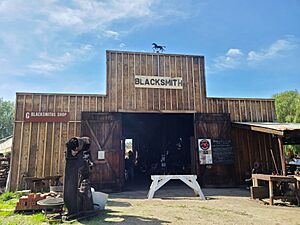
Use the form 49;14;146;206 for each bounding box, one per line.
104;30;120;40
247;36;297;62
119;43;126;48
212;48;244;71
41;0;155;32
28;62;64;74
209;36;298;74
28;44;94;74
226;48;243;57
47;8;84;27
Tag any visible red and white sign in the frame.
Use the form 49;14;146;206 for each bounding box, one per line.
198;139;213;165
24;111;70;122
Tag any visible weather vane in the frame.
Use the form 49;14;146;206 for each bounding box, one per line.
152;43;166;53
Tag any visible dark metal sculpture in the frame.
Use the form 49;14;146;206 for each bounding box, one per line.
64;137;95;220
152;43;166;53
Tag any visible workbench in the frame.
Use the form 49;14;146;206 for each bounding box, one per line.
147;175;205;200
252;174;300;205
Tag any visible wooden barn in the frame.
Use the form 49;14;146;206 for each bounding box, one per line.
9;50;284;191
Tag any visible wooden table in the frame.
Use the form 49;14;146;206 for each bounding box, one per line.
147;175;205;200
252;174;300;205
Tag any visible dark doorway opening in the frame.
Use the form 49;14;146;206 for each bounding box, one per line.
122;113;194;189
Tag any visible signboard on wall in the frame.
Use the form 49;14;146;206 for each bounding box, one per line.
24;111;70;122
135;75;183;89
212;139;234;164
198;139;213;164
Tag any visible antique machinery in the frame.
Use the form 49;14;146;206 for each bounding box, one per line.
64;137;96;220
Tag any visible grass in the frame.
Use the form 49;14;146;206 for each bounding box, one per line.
0;192;46;225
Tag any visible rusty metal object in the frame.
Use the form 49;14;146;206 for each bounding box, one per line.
63;137;95;220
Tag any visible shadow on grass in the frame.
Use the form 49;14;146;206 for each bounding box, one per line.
76;209;170;225
106;200;132;207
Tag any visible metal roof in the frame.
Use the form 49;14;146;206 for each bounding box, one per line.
0;137;12;154
232;122;300;136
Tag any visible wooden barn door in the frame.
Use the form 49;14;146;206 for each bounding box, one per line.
81;112;123;191
193;113;235;186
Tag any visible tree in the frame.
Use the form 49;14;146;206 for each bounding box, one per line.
0;98;14;139
273;90;300;123
273;90;300;155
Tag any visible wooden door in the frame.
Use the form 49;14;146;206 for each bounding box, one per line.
193;113;235;186
81;112;123;191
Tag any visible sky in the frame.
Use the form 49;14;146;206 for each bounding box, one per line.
0;0;300;101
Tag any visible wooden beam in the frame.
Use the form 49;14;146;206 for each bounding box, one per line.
232;123;284;136
278;137;286;176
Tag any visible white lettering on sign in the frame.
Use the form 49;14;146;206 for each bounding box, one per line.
24;111;70;122
135;75;183;89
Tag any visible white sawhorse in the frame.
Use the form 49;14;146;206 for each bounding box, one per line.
147;175;205;200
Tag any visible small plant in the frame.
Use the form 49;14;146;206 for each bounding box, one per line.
0;192;25;202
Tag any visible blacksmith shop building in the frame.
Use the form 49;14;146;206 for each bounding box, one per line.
9;50;287;191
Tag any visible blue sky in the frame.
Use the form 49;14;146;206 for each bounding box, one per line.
0;0;299;100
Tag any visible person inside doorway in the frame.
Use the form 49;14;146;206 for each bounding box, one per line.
125;150;135;181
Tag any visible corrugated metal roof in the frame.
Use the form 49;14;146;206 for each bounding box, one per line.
234;122;300;131
0;137;12;154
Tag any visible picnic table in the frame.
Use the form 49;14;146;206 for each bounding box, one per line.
147;175;205;200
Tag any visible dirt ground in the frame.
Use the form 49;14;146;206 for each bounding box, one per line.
73;185;300;225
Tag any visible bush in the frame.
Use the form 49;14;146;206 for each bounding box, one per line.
0;192;25;202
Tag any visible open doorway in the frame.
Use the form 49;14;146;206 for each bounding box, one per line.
122;113;194;187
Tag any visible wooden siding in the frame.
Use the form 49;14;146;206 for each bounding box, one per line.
206;97;275;122
193;113;235;186
9;50;276;191
81;113;123;191
232;127;281;184
106;51;207;112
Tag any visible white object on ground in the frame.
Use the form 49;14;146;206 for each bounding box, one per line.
147;175;205;200
91;187;108;210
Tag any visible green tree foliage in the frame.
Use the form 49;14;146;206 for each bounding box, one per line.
273;90;300;123
273;90;300;155
0;98;14;139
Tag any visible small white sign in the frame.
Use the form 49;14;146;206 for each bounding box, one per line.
135;75;183;89
98;151;105;160
198;139;213;165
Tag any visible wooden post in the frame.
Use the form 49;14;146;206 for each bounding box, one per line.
252;176;258;187
269;180;274;205
278;137;286;176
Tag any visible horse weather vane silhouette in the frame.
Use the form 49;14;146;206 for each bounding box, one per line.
152;43;166;53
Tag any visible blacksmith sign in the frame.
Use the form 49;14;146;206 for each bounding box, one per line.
198;139;213;165
24;111;70;122
135;75;183;89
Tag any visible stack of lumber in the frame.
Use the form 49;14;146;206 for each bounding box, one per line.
0;157;10;187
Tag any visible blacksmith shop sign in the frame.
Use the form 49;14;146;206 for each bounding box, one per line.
198;139;213;165
135;75;183;89
24;111;70;122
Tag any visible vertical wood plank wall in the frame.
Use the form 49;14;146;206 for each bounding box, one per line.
206;97;275;122
106;51;207;112
10;50;276;190
232;127;281;184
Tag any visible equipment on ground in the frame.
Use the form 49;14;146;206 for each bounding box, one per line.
63;137;96;220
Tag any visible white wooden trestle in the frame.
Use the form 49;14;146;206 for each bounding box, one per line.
147;175;205;200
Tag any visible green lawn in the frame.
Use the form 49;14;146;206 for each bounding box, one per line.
0;192;46;225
